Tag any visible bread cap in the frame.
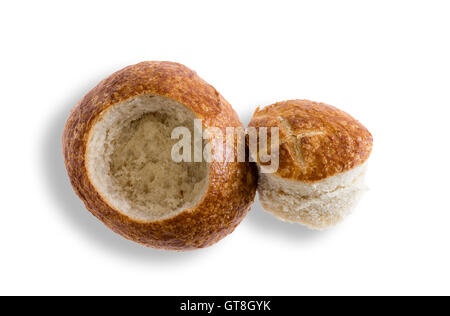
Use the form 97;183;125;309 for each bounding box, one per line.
63;61;257;250
249;99;372;229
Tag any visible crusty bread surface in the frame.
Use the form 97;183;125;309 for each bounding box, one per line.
63;61;257;250
249;99;372;182
249;100;372;229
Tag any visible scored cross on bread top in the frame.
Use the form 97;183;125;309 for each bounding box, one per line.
248;99;373;182
278;116;325;166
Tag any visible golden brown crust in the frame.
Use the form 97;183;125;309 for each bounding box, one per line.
248;99;372;182
63;61;257;250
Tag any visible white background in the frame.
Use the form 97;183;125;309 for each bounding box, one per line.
1;0;449;296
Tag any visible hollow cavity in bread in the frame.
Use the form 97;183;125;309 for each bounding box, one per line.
86;94;209;222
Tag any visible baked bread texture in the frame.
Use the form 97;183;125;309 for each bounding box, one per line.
63;61;257;250
248;99;372;229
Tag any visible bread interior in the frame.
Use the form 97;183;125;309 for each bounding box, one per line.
86;95;209;222
258;162;368;229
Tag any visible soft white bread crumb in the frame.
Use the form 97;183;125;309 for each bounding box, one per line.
86;94;209;222
258;162;368;229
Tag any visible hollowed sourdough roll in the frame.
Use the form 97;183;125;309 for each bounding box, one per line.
248;100;373;229
63;61;257;250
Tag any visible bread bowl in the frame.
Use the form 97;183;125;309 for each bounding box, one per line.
63;61;257;250
248;99;373;229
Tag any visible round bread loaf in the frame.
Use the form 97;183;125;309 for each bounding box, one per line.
63;61;257;250
248;99;373;229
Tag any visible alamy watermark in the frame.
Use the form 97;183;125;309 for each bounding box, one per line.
171;119;280;173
